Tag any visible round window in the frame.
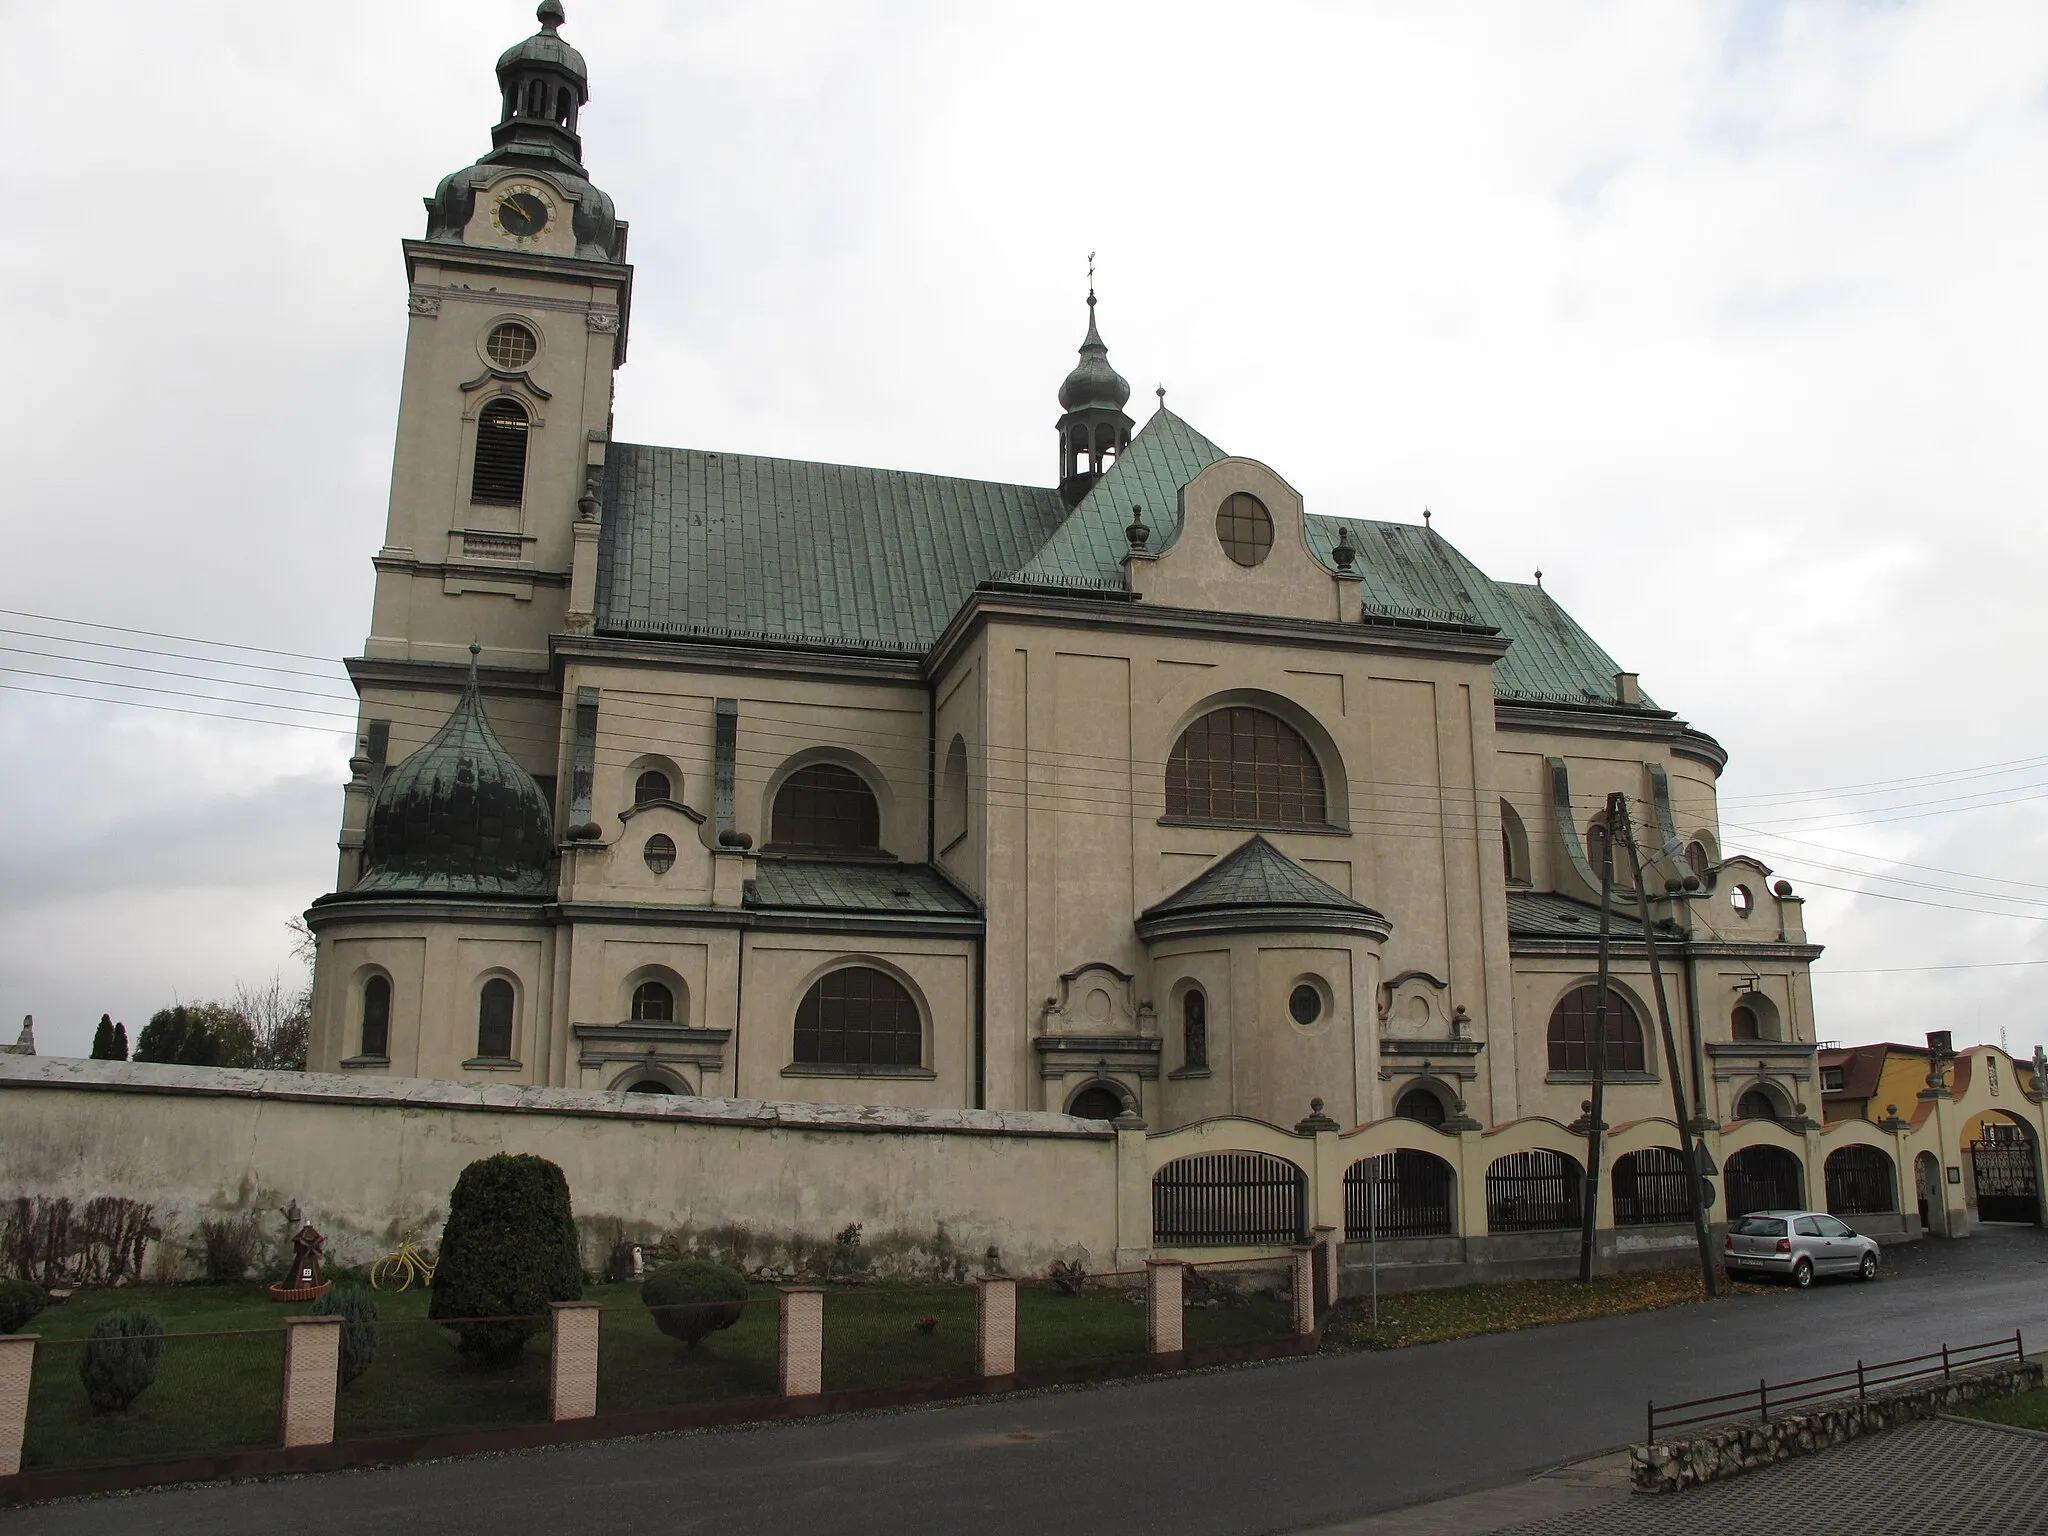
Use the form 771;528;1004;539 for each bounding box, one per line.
1216;492;1274;567
644;834;676;875
486;321;538;370
1288;982;1324;1027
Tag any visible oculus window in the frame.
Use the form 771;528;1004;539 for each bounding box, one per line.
485;321;538;370
793;966;921;1067
1165;707;1327;826
1216;492;1274;567
643;834;676;875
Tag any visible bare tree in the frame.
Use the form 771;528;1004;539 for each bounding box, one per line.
232;974;310;1071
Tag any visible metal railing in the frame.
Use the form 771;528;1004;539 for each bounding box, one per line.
1646;1330;2027;1442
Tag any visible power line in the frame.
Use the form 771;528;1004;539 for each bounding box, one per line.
0;608;337;664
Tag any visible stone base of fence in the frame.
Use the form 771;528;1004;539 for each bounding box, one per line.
551;1302;600;1421
1145;1259;1183;1353
1289;1247;1316;1335
278;1317;341;1449
0;1336;31;1478
779;1287;824;1397
976;1275;1016;1377
1632;1360;2044;1494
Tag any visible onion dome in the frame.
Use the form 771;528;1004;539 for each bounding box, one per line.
355;649;556;898
497;1;587;92
1058;292;1132;413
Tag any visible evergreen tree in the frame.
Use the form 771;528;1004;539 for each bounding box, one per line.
113;1021;129;1059
90;1014;116;1060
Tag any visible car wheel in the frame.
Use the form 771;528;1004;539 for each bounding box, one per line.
1859;1251;1878;1281
1791;1258;1814;1289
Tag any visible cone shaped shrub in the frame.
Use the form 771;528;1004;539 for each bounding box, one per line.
80;1309;164;1412
0;1278;46;1334
312;1283;380;1385
428;1154;582;1363
641;1259;748;1347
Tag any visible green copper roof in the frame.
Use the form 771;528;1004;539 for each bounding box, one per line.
353;662;556;898
1136;835;1391;940
1506;889;1647;941
597;445;1068;652
746;859;978;916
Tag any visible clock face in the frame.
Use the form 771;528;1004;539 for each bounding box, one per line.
493;189;552;240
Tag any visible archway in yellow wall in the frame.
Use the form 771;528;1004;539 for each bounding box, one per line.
1960;1108;2041;1225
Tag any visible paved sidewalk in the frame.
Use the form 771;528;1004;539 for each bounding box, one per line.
1313;1416;2048;1535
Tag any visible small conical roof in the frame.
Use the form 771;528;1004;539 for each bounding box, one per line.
356;650;556;897
1058;293;1132;414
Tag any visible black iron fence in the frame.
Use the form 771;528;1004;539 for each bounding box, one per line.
1611;1147;1692;1226
1152;1152;1308;1246
1646;1331;2027;1441
1484;1150;1583;1233
1823;1144;1898;1217
1342;1151;1456;1240
1723;1145;1803;1218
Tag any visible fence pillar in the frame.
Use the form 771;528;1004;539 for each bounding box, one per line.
778;1286;825;1397
1145;1259;1184;1354
0;1334;33;1478
1289;1246;1317;1336
278;1316;341;1449
1114;1120;1154;1271
975;1274;1017;1378
1310;1225;1339;1313
550;1301;600;1421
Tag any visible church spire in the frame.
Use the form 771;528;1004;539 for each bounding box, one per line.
1056;279;1135;506
490;1;591;176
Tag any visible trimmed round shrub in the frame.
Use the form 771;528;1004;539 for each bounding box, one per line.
0;1278;47;1334
79;1309;164;1412
428;1154;583;1364
311;1283;380;1386
641;1259;748;1348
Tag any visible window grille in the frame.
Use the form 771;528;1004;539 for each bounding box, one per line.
1724;1145;1803;1217
1612;1147;1692;1226
793;967;921;1067
1734;1088;1780;1121
1215;492;1274;567
1485;1150;1584;1233
772;762;881;849
634;770;671;805
471;399;530;505
632;982;674;1022
476;978;515;1059
1545;984;1646;1074
1165;707;1326;826
485;322;537;369
359;975;391;1059
643;834;676;875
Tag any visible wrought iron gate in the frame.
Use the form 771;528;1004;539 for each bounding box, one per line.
1612;1147;1692;1226
1724;1145;1803;1218
1969;1137;2041;1224
1343;1151;1456;1239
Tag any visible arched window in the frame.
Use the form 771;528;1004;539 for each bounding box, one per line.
625;1079;672;1096
1686;840;1713;885
470;398;530;505
634;770;672;806
1731;1004;1761;1041
1585;811;1614;881
938;737;968;848
1395;1086;1447;1127
632;981;674;1022
1165;707;1326;827
1500;798;1530;884
772;762;881;850
359;975;391;1060
1734;1088;1780;1121
1546;984;1647;1074
793;967;921;1067
1182;989;1208;1071
1068;1085;1125;1120
476;978;515;1059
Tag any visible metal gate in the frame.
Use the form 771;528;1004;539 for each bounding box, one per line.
1343;1151;1456;1239
1724;1145;1803;1217
1485;1150;1584;1233
1152;1152;1307;1246
1824;1145;1898;1217
1612;1147;1692;1226
1969;1137;2041;1224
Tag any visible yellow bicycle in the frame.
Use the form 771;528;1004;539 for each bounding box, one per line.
369;1233;438;1291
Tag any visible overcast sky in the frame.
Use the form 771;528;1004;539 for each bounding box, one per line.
3;0;2045;1064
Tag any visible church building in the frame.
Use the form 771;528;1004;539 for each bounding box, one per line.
306;4;1826;1140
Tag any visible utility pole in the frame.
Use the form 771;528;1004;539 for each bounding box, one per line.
1576;792;1620;1284
1614;796;1720;1297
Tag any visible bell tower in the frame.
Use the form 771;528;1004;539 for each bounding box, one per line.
361;0;632;677
1055;288;1133;506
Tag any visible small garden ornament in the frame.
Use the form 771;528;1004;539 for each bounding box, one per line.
269;1223;331;1301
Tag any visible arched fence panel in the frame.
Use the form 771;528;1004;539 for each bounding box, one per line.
1724;1145;1804;1218
1824;1144;1898;1217
1152;1152;1308;1246
1485;1149;1584;1233
1612;1147;1692;1226
1343;1150;1457;1240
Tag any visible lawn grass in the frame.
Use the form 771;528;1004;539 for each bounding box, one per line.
1323;1266;1779;1350
17;1276;1297;1468
1957;1386;2048;1432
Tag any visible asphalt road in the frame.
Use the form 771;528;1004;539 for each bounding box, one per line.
15;1227;2048;1536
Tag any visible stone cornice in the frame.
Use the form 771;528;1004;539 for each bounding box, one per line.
345;655;561;699
1495;701;1726;772
554;631;924;686
371;553;571;589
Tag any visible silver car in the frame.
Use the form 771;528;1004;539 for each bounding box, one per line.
1723;1209;1881;1288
